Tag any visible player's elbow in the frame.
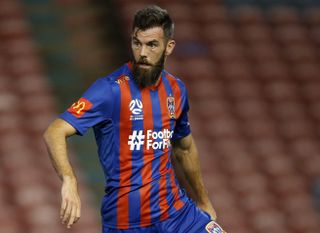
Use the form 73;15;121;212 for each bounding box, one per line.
43;119;67;144
43;123;57;145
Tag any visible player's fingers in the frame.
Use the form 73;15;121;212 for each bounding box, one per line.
74;203;81;223
67;204;77;228
60;198;67;218
62;201;71;223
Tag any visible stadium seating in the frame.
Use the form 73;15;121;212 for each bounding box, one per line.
2;0;319;233
0;0;101;232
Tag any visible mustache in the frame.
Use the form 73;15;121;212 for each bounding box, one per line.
136;58;152;66
138;62;152;66
136;58;163;68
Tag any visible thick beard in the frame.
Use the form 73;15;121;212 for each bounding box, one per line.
132;52;165;89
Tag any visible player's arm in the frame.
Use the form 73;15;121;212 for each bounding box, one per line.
43;118;81;228
171;134;217;220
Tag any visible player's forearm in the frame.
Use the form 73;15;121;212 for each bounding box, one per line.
43;122;76;182
172;136;210;204
174;143;209;204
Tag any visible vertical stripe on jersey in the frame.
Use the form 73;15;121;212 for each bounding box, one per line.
156;82;172;221
117;81;132;229
127;80;143;227
139;89;153;227
149;90;162;223
159;75;185;213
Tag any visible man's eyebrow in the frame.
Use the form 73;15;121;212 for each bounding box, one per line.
132;37;159;44
147;40;159;44
132;36;140;42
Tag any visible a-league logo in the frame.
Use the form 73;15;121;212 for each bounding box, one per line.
129;99;143;121
129;99;143;115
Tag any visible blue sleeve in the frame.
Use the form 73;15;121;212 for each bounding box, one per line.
59;78;113;136
172;83;191;141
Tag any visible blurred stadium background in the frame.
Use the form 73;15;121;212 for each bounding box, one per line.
1;0;320;232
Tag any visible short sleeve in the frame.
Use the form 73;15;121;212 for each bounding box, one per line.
172;83;191;141
59;78;113;136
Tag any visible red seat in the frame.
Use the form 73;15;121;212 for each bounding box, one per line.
264;80;299;101
287;210;320;233
219;61;253;80
243;119;278;138
293;61;320;80
240;192;276;215
240;25;273;43
283;44;317;63
178;57;214;78
189;79;223;100
195;4;228;24
251;208;287;233
226;80;261;100
247;42;281;62
232;6;265;25
304;7;320;26
274;25;309;44
301;81;320;101
202;23;237;43
254;61;290;80
234;99;268;119
230;173;268;196
272;101;306;120
310;26;320;45
162;3;193;23
268;7;301;25
174;22;200;42
210;42;246;62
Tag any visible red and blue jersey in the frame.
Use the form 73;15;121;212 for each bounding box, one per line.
60;62;191;229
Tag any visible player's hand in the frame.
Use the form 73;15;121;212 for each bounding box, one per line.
60;177;81;228
198;202;217;220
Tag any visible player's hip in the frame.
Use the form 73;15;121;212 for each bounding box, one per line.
102;198;213;233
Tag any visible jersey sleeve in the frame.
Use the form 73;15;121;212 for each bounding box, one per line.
59;78;113;136
172;82;191;141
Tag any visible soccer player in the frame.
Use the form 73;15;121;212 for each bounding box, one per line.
44;5;226;233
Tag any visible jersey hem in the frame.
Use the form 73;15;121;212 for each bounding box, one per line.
102;199;188;229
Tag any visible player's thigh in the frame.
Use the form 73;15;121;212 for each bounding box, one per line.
158;200;212;233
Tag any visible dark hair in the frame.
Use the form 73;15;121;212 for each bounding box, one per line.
132;5;174;39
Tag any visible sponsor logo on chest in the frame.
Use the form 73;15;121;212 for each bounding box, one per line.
128;129;173;151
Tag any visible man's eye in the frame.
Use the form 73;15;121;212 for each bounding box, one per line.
133;41;141;47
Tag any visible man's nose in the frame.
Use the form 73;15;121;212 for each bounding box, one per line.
139;45;148;57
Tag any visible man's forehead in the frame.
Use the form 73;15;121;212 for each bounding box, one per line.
132;26;165;41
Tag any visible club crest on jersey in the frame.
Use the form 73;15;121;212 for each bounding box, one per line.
129;99;143;121
205;221;223;233
115;75;130;85
167;96;176;119
67;97;93;118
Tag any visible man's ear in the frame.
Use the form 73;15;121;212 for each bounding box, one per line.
165;39;176;56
